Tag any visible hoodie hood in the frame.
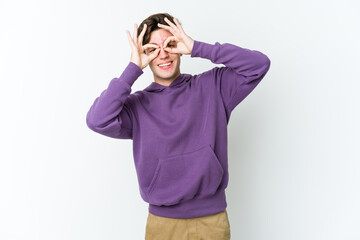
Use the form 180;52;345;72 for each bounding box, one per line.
144;73;193;92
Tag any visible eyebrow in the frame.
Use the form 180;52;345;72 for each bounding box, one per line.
149;41;175;45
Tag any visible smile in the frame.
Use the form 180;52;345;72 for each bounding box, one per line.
158;61;173;70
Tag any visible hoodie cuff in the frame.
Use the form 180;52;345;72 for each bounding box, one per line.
117;61;144;86
190;40;214;60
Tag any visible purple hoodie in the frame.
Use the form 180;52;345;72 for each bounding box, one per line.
86;40;271;218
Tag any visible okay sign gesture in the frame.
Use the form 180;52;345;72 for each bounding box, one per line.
125;23;160;70
157;17;194;55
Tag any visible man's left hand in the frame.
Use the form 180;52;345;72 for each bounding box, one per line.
157;17;194;55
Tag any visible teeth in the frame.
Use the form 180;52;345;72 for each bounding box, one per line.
159;62;172;67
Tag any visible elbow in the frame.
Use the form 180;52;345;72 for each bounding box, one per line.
264;56;271;71
250;51;271;78
86;116;109;135
258;50;271;69
259;54;271;76
86;117;94;131
252;56;271;83
86;111;99;132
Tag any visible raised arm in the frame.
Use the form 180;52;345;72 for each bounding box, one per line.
86;23;161;139
86;62;142;139
157;17;271;120
191;40;271;120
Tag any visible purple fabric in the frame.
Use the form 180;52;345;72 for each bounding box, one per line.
86;40;271;218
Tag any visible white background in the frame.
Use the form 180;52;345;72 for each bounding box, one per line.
1;0;359;239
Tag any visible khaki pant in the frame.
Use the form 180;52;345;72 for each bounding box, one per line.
145;210;231;240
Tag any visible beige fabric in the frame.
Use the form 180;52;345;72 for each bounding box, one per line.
145;210;231;240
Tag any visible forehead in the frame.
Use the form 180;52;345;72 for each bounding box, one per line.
149;29;173;45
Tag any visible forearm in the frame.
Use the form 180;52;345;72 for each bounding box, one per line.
86;62;143;137
190;40;271;81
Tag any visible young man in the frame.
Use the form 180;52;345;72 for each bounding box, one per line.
86;13;271;240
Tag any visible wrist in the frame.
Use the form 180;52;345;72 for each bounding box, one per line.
130;60;143;70
189;40;194;55
130;61;144;71
186;38;194;55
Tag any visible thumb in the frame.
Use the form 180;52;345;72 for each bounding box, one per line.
164;47;178;54
148;48;160;61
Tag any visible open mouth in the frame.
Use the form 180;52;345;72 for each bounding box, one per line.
158;61;173;70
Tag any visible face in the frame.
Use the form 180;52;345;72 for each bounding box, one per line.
147;29;182;85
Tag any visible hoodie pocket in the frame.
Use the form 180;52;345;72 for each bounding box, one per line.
146;144;224;206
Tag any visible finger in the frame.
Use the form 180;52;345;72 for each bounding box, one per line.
142;44;159;54
164;47;176;54
133;24;138;44
163;36;176;48
164;17;178;30
143;44;159;55
149;48;160;60
173;17;184;33
157;23;175;34
152;47;161;55
125;30;135;47
143;43;160;49
138;24;147;46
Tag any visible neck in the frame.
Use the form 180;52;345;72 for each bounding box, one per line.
154;72;181;87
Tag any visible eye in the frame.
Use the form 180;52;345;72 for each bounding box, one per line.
145;48;156;54
167;43;175;47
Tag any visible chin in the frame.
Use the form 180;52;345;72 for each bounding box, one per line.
156;72;176;80
150;62;180;80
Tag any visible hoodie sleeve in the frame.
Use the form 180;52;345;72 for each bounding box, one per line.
190;40;271;120
86;62;143;139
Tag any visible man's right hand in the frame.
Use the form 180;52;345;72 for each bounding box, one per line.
126;24;160;70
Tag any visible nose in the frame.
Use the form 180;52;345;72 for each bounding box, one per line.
158;45;169;59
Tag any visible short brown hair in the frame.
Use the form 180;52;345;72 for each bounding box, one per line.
137;13;181;45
